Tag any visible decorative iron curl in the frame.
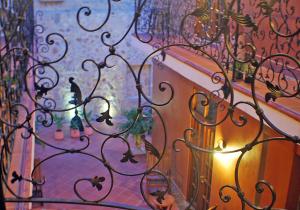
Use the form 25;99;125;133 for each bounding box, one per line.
76;0;121;33
1;0;300;210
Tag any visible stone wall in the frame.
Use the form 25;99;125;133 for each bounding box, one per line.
34;0;152;122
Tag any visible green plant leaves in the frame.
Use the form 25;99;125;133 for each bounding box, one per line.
53;114;65;129
118;108;153;136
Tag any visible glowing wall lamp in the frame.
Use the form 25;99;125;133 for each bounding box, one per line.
214;140;241;169
214;139;226;151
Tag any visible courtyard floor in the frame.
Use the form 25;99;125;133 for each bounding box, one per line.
32;123;149;210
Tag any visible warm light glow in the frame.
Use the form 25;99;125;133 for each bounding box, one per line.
214;147;241;169
99;102;109;113
214;139;225;151
106;96;117;117
110;106;117;118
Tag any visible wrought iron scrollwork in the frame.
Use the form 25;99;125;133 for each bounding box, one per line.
0;0;299;209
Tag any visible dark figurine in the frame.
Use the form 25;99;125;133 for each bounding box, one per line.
69;77;82;105
70;109;84;132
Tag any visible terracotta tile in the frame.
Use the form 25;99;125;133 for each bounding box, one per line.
32;125;151;209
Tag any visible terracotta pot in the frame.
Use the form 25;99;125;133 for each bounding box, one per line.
129;134;146;155
54;129;64;140
70;129;80;138
84;126;93;136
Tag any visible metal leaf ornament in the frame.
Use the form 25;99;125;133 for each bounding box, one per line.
144;139;160;159
265;81;284;102
96;110;114;126
34;82;51;99
257;0;278;15
90;176;105;191
120;150;138;164
11;171;22;184
229;11;258;31
190;6;210;22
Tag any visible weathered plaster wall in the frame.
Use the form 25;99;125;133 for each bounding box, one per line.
34;0;152;121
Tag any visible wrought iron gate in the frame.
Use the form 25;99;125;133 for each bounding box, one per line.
0;0;300;209
188;89;217;210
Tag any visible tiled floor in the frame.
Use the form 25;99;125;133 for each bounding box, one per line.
32;124;150;210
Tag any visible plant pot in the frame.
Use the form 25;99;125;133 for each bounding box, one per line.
244;75;254;84
134;135;143;149
54;129;64;140
70;129;80;138
84;126;93;136
128;134;146;155
234;71;244;80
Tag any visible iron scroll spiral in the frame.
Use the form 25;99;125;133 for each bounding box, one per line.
0;0;299;209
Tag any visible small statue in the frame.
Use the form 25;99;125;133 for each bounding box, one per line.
69;77;82;105
68;78;84;132
70;109;84;132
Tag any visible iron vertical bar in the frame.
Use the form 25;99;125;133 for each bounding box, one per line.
232;0;241;82
0;161;7;210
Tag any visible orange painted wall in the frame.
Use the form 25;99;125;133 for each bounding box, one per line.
149;1;300;208
210;108;296;209
151;60;194;198
259;127;296;209
286;152;300;210
210;106;264;209
151;59;298;209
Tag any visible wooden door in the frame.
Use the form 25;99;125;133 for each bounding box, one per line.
188;90;217;210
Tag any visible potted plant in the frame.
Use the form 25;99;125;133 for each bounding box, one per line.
83;111;94;136
233;61;244;80
53;114;65;140
70;121;80;138
244;64;255;84
118;108;153;154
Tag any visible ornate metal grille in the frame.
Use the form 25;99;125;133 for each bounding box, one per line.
0;0;299;209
